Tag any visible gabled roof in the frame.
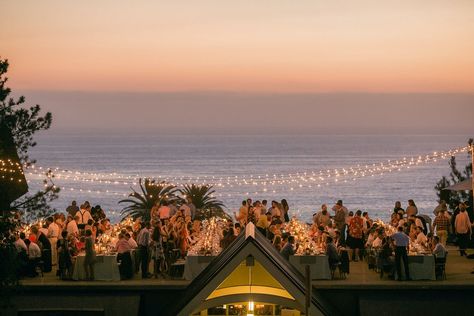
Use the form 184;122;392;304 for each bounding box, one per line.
171;223;336;316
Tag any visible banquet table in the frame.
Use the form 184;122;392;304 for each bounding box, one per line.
72;254;121;281
408;255;436;280
183;255;216;280
395;255;436;281
289;255;331;280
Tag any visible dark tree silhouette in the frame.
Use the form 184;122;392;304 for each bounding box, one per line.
434;138;473;210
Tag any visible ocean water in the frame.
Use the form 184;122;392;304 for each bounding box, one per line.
26;133;471;224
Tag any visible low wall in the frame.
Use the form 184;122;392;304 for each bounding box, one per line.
1;284;474;316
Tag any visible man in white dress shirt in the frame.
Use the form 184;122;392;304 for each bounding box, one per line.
47;217;60;265
75;205;93;227
24;239;42;276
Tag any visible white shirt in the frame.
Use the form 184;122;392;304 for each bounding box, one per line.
28;242;42;259
75;209;93;225
48;222;60;238
67;220;79;237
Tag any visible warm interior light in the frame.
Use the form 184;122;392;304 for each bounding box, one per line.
248;301;254;311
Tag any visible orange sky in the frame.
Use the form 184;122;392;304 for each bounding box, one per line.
1;0;474;93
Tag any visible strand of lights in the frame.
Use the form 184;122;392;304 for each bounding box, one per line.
24;145;468;193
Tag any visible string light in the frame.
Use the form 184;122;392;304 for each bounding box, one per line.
23;145;469;197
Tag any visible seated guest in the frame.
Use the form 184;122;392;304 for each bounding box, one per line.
24;239;41;277
326;236;340;267
256;211;268;236
432;236;447;260
372;230;384;249
15;232;28;253
415;226;428;246
280;235;298;260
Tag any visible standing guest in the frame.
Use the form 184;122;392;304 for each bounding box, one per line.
37;228;52;272
270;201;282;221
393;201;404;215
186;197;197;220
247;207;257;225
454;203;472;256
235;200;248;226
252;201;262;219
24;239;42;277
57;230;73;280
273;235;283;252
47;217;60;266
348;210;364;261
66;201;79;218
256;211;268;236
151;223;164;278
55;213;66;232
433;209;450;246
126;232;138;249
261;200;268;213
91;205;106;222
169;200;178;217
333;200;347;242
158;201;171;222
406;199;418;217
66;215;79;237
362;212;372;232
220;228;236;250
150;201;161;225
76;205;93;229
28;225;39;244
313;205;331;228
280;235;298;260
115;233;133;279
137;222;151;278
434;200;448;217
391;226;411;281
84;229;96;281
281;199;290;222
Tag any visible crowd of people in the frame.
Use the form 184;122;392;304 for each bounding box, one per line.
6;195;474;282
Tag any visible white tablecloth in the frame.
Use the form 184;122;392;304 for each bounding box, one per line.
183;256;216;280
289;255;331;280
72;254;121;281
408;255;436;280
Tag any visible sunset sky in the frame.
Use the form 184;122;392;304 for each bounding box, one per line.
1;1;473;133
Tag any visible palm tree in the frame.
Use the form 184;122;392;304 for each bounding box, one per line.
119;178;178;221
179;184;229;220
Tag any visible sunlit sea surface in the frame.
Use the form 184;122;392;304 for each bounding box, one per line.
28;134;470;224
